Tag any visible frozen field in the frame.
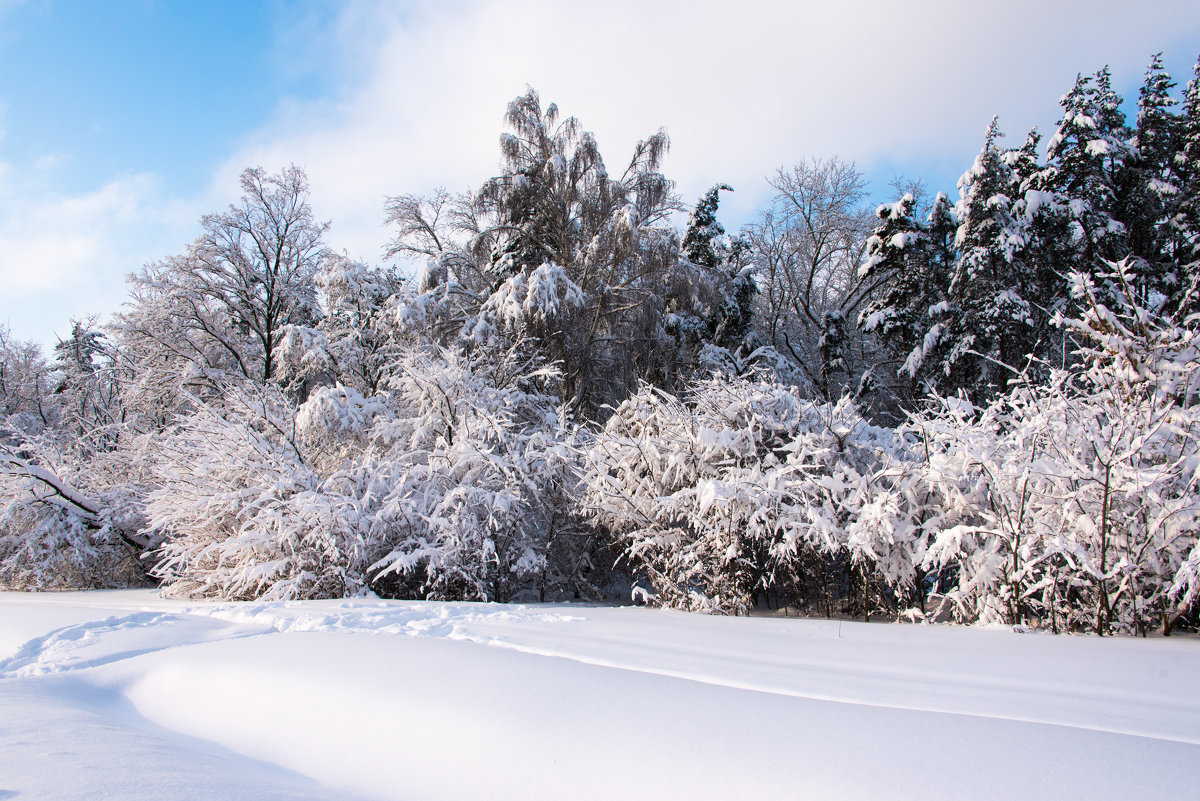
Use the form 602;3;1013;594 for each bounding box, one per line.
0;590;1197;800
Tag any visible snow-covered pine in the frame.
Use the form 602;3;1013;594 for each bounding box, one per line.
936;118;1041;398
1123;53;1182;308
1044;69;1133;304
1174;55;1200;318
666;184;758;383
858;192;953;397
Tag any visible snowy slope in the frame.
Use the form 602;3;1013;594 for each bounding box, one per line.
0;591;1197;801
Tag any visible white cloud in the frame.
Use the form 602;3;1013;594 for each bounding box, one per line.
0;167;201;349
4;0;1198;350
219;0;1200;261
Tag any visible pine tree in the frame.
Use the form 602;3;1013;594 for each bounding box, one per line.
1044;70;1133;297
1174;54;1200;316
860;193;942;388
1007;128;1075;362
681;184;733;270
1122;53;1182;307
942;118;1039;398
678;184;755;353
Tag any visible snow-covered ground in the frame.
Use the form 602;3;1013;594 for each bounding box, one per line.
0;591;1196;800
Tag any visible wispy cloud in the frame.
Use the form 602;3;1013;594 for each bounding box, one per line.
0;166;200;347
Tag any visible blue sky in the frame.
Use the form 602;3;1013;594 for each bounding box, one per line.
2;0;1200;350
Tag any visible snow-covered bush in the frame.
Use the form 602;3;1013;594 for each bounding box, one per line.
362;346;586;602
1;427;149;591
908;260;1200;633
149;345;590;603
581;376;911;614
149;387;366;601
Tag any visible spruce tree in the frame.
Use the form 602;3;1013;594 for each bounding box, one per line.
860;194;939;385
1124;53;1182;307
1044;70;1133;297
942;118;1039;398
681;184;733;270
1174;55;1200;316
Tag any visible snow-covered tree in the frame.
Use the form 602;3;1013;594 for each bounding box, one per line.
1;324;154;591
908;259;1200;633
1;421;155;591
122;165;330;393
52;319;124;456
391;89;683;417
1173;55;1200;317
277;256;410;399
664;184;758;383
939;118;1043;398
1122;53;1182;304
857;192;954;404
1043;69;1133;299
0;326;56;436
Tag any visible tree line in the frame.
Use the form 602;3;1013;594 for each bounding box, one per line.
2;53;1199;635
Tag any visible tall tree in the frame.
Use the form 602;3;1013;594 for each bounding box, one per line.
1174;54;1200;316
941;118;1041;398
858;192;952;399
1122;53;1182;306
122;165;330;393
1044;69;1133;299
390;89;682;416
671;184;755;372
745;157;875;400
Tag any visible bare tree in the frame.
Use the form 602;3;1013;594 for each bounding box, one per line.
122;165;331;392
745;157;878;399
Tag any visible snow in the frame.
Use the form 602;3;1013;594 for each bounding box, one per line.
1;591;1197;801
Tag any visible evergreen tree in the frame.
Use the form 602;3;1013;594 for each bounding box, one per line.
681;184;733;270
678;184;755;354
1044;70;1133;296
942;118;1040;398
1003;127;1070;316
860;193;942;389
1174;55;1200;316
1122;53;1182;307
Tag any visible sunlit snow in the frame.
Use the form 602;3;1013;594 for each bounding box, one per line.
1;590;1197;801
